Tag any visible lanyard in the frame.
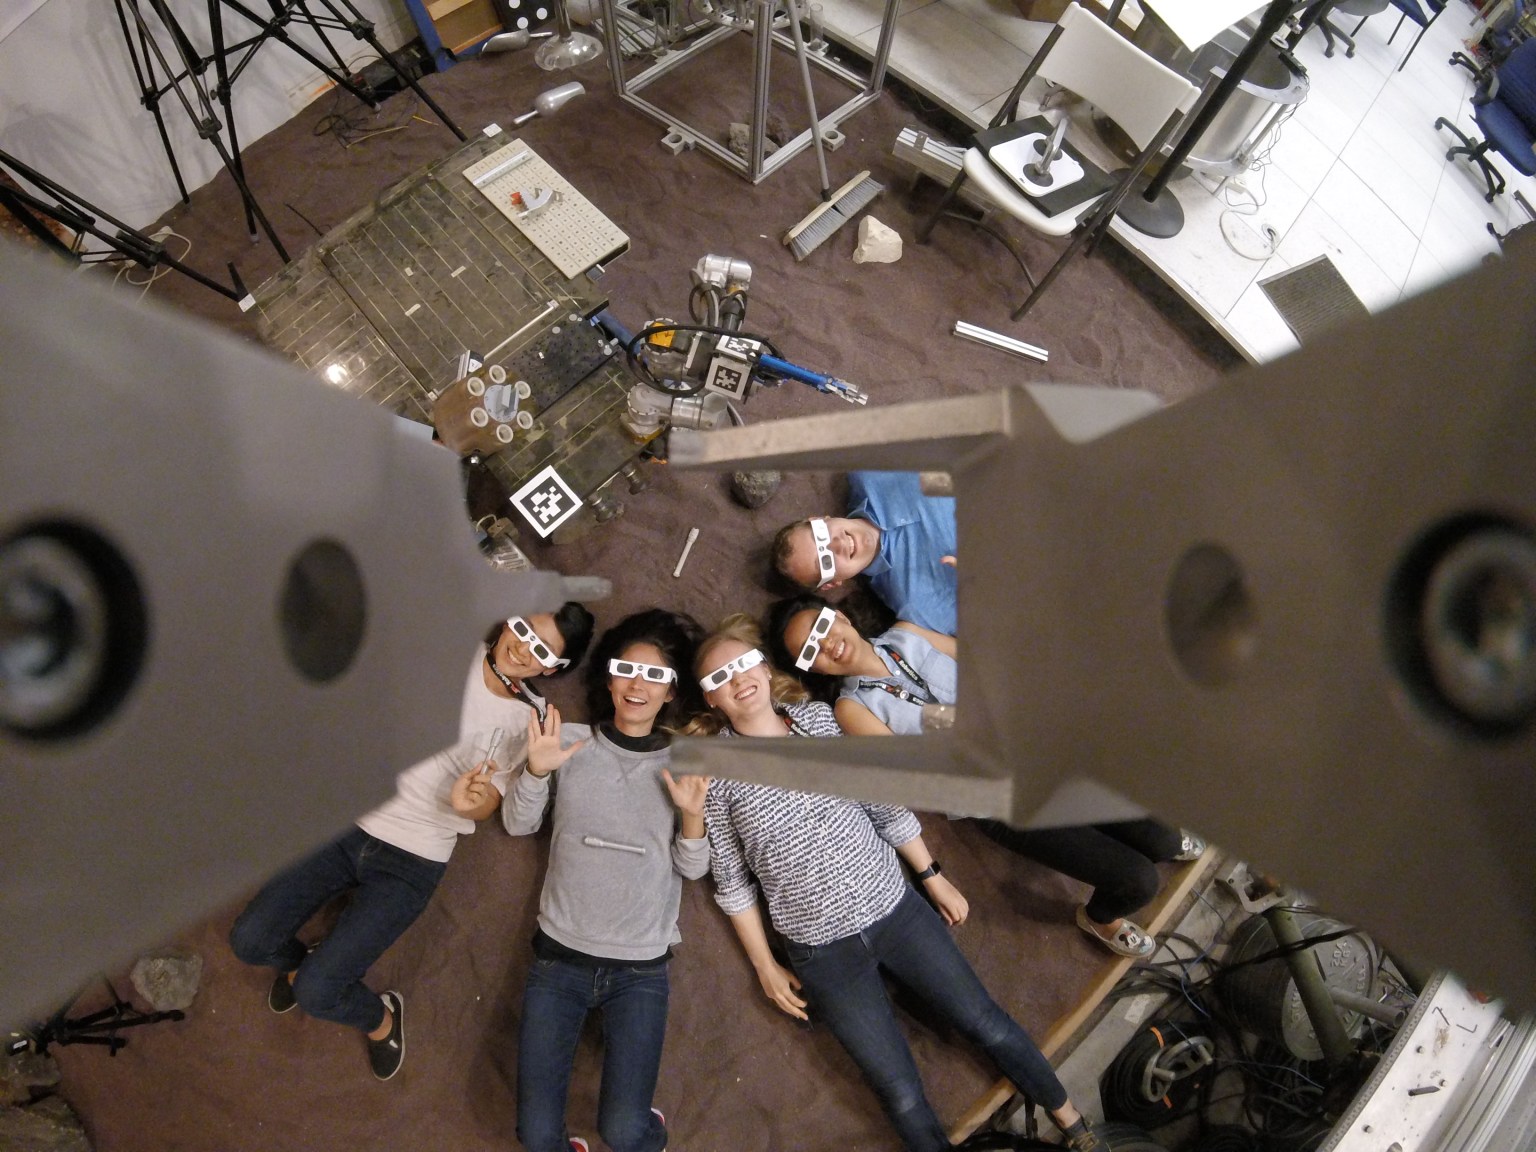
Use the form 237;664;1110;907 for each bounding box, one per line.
485;651;547;722
859;643;938;707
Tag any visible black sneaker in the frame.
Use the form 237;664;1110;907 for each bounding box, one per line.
268;971;298;1014
368;991;404;1081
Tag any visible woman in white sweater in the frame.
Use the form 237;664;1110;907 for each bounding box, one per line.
229;605;592;1081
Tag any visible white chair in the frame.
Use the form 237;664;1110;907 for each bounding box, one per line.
916;2;1199;322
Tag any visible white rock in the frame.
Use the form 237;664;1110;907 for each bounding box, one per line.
852;215;902;264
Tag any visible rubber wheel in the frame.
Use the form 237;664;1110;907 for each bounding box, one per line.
1095;1121;1169;1151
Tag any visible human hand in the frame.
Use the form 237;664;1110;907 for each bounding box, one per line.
941;554;956;568
661;769;711;818
450;761;498;814
527;706;584;777
755;960;808;1021
925;873;969;926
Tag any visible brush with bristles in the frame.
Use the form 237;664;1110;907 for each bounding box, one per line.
780;0;883;261
783;170;884;261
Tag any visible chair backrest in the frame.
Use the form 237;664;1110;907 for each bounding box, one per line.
1495;36;1536;134
1036;3;1200;151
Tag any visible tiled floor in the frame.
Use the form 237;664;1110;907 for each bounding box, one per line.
820;0;1535;361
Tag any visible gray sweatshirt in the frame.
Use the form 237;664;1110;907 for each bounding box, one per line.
502;724;709;961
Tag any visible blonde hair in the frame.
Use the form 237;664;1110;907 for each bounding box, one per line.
680;613;810;736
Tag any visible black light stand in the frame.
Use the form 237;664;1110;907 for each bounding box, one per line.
6;978;185;1058
0;148;248;300
1117;0;1304;238
111;0;468;263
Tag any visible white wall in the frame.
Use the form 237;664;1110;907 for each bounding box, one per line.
0;0;413;233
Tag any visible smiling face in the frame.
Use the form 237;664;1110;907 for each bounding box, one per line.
785;517;879;590
490;612;566;683
699;638;774;728
782;607;861;676
608;641;675;736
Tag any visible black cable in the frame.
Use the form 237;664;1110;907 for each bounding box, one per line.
286;201;325;237
941;208;1036;287
312;84;420;148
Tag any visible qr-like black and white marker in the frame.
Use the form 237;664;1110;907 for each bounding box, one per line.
510;464;582;538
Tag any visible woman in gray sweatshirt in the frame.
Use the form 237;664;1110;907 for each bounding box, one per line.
503;609;711;1152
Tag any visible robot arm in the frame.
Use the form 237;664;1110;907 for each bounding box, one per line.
609;254;867;445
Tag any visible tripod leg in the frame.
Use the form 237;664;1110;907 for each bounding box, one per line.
135;0;291;260
0;187;80;257
114;0;192;203
206;0;261;244
317;0;468;141
217;0;382;108
208;129;291;260
286;0;360;78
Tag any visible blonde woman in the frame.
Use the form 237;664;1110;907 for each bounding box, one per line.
691;614;1105;1152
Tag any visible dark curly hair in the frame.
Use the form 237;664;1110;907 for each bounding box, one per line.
481;602;596;676
584;608;705;729
765;594;845;704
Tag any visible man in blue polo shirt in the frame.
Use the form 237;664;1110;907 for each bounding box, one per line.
771;471;957;635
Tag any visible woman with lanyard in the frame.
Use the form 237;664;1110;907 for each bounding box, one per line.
687;614;1107;1152
503;609;712;1152
228;604;591;1081
476;605;595;735
769;595;1203;961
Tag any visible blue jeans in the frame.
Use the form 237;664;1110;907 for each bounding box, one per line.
516;958;670;1152
228;826;445;1032
784;887;1067;1152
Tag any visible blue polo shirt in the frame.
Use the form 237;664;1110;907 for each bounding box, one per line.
848;471;957;635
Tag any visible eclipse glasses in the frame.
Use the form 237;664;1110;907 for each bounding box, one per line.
507;616;570;669
609;658;677;684
794;606;837;671
699;647;766;692
809;518;837;588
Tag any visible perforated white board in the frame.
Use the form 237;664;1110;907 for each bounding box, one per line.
462;139;629;279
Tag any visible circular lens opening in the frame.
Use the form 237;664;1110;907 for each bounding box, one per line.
278;539;366;683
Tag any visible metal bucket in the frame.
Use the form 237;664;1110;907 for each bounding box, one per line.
1133;14;1309;176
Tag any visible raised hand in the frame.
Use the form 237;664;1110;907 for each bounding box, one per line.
450;761;498;815
661;769;711;818
526;706;584;778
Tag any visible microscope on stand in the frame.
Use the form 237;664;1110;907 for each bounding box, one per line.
608;253;868;451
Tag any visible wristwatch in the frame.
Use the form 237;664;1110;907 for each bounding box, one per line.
914;861;942;882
